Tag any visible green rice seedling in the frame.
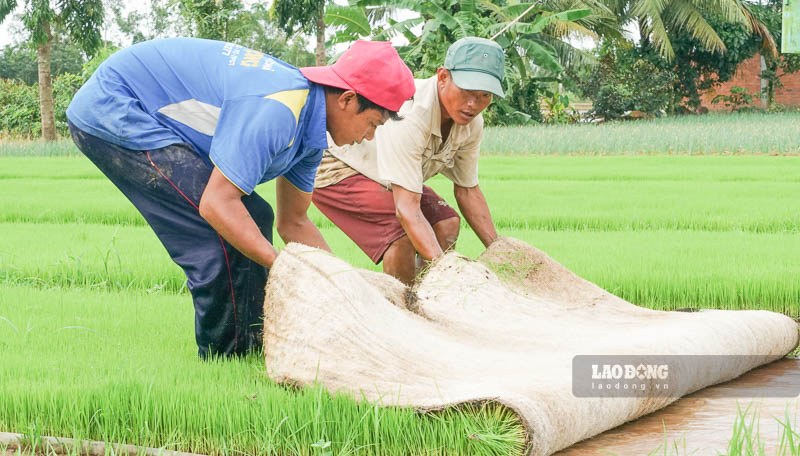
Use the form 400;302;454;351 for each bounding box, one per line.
481;113;800;156
0;156;100;180
774;408;800;456
720;402;800;456
639;422;695;456
3;113;800;158
467;177;800;234
724;403;765;456
4;156;798;235
0;139;82;157
0;284;526;455
0;223;187;293
2;223;799;313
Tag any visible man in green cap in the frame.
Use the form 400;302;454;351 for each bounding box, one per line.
312;37;505;284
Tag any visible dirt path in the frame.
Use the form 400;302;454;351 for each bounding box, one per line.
557;358;800;455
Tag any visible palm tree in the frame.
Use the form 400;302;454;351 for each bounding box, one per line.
607;0;776;60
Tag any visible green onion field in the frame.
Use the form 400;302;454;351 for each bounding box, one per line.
1;112;799;455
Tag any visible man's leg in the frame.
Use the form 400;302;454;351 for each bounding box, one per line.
312;174;409;266
382;236;417;284
68;121;272;358
432;216;460;251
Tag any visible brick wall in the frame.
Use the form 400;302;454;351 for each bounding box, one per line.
700;53;800;110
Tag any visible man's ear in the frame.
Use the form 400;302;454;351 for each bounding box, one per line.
337;90;358;111
436;68;450;84
436;68;452;92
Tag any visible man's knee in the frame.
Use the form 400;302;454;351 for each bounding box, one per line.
382;236;416;284
384;235;415;260
433;216;460;250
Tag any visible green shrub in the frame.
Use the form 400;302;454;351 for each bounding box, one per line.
712;86;755;111
0;44;114;139
0;73;85;138
0;78;41;137
578;43;677;120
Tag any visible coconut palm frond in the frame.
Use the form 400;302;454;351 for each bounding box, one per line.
663;0;726;54
365;5;397;25
739;1;777;57
546;18;600;39
535;33;599;72
645;14;675;59
699;0;748;26
543;0;615;17
629;0;675;57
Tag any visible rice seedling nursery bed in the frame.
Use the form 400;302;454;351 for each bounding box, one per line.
2;113;799;455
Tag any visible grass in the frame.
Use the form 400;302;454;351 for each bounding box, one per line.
0;139;82;157
0;285;525;456
2;113;800;455
2;223;799;313
6;112;800;158
2;156;799;234
482;112;800;156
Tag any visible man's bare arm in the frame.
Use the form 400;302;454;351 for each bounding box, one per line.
275;176;331;252
454;184;498;248
199;167;279;268
392;185;444;260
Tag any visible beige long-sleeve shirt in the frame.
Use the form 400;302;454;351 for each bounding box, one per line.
314;76;482;193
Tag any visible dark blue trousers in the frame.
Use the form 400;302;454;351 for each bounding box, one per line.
69;121;273;358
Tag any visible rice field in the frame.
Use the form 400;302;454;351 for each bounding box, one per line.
482;112;800;156
2;114;800;455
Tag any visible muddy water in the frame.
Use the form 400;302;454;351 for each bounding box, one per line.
557;359;800;455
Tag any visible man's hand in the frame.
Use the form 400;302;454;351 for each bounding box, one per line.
454;184;498;248
199;167;279;268
275;176;331;252
392;185;443;261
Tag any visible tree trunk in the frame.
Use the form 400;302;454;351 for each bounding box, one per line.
638;18;649;48
37;21;57;141
315;1;326;66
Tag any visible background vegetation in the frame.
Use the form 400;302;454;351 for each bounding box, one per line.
2;0;800;138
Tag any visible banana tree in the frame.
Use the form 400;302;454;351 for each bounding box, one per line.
326;0;598;123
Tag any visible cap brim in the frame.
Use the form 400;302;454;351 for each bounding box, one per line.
450;70;504;98
299;66;353;91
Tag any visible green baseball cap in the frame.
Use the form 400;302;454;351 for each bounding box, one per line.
444;37;505;98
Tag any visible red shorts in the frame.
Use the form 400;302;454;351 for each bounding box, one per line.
312;174;460;264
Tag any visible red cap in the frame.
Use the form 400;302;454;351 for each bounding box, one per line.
300;40;415;112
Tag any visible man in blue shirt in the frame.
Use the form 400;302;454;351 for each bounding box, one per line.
67;38;415;358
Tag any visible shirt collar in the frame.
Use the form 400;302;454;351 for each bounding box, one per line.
301;83;329;150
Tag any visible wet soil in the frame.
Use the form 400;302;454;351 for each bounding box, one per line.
557;358;800;455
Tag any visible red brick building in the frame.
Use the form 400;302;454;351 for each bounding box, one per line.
701;53;800;110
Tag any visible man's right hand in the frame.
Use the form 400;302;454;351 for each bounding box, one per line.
392;184;444;261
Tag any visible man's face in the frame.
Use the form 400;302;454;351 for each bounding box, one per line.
437;68;492;125
328;91;388;146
